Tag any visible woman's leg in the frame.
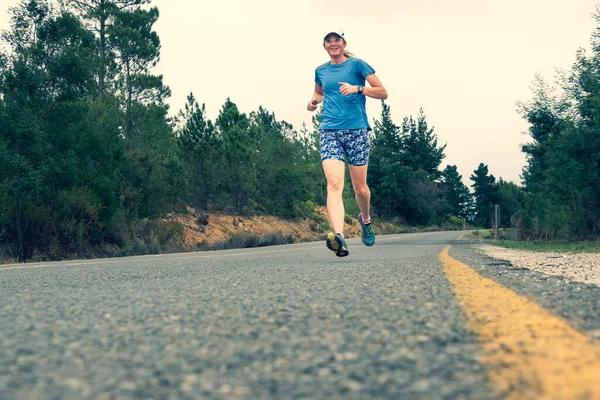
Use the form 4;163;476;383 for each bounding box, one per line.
349;164;371;222
350;163;375;246
343;128;371;223
322;159;346;235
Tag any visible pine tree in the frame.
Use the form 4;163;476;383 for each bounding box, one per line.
495;179;526;228
441;165;473;221
60;0;150;98
215;99;255;213
401;109;446;181
0;1;122;258
176;93;217;209
470;163;499;228
370;101;407;218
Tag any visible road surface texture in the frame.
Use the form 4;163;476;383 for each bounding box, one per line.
1;231;599;399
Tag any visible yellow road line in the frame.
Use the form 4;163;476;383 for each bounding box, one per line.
439;246;600;400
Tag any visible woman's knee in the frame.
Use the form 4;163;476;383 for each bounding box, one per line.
327;177;344;193
354;184;370;197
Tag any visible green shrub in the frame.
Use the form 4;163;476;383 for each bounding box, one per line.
218;231;295;250
197;214;210;226
56;187;103;252
297;200;316;218
511;209;538;240
309;221;320;231
472;229;493;239
115;217;185;256
344;214;355;225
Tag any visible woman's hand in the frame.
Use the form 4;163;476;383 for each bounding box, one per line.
338;82;357;96
308;86;324;111
338;76;388;100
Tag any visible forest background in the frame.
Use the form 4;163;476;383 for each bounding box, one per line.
1;0;599;261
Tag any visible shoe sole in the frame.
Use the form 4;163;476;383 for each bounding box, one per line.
326;233;349;257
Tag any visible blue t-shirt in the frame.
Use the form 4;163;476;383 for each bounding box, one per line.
314;57;375;130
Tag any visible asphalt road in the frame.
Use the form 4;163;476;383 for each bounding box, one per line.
0;231;598;399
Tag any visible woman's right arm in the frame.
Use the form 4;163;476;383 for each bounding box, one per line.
307;84;324;111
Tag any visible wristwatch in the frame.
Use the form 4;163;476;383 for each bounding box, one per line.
357;85;364;95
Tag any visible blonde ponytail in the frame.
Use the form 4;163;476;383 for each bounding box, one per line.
341;38;355;58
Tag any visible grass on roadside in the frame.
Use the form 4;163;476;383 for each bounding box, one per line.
199;231;297;251
494;240;600;253
469;229;600;253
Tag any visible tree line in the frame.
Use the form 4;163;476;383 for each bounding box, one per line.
1;0;597;261
500;10;600;241
371;8;600;242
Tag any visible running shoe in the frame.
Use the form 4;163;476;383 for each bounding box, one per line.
358;214;375;246
326;232;349;257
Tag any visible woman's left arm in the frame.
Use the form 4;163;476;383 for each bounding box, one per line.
363;73;388;100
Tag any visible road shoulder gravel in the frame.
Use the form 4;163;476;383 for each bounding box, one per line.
475;244;600;286
449;242;600;342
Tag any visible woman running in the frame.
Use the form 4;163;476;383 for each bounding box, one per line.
307;30;388;257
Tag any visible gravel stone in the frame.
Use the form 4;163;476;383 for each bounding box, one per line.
476;244;600;286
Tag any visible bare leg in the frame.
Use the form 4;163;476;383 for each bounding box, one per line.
322;159;346;235
349;164;371;222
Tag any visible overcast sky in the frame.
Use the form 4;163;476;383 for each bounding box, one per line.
1;0;598;185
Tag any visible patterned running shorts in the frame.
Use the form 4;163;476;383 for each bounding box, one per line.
319;128;370;166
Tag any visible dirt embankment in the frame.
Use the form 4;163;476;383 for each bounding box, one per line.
171;206;364;251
